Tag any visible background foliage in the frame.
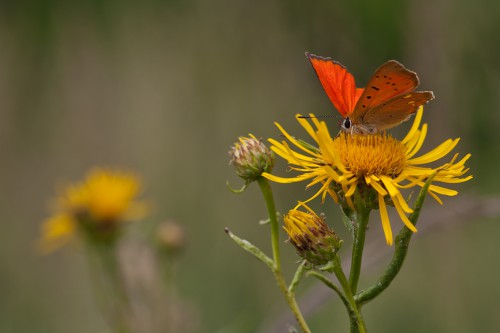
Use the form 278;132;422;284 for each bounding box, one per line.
1;0;498;332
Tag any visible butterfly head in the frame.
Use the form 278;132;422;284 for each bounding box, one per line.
341;117;352;131
340;117;378;135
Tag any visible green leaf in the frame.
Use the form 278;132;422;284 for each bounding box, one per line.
296;138;320;153
224;227;274;270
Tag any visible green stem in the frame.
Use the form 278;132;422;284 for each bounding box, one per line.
354;225;412;307
158;252;181;333
274;272;312;333
308;271;351;312
289;261;308;294
330;256;367;333
355;173;437;307
348;208;370;294
257;177;311;333
86;241;132;333
257;177;281;272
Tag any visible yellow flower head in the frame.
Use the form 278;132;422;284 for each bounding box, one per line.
283;203;341;266
40;168;147;252
263;107;472;245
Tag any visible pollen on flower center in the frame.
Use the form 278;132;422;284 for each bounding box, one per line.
333;133;407;177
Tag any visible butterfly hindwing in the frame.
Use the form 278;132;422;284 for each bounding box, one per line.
351;60;420;122
306;53;364;117
361;91;435;131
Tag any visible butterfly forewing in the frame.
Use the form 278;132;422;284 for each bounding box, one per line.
351;60;420;122
362;91;435;131
306;53;364;117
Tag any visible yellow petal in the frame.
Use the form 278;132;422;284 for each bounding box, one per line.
409;138;459;165
428;190;444;205
402;106;424;144
378;193;393;245
39;214;76;253
393;197;417;232
368;176;388;196
262;172;314;184
296;114;318;141
406;124;427;159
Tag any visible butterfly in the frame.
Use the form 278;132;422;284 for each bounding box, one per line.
305;52;434;135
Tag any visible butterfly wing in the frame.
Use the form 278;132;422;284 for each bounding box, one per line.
362;91;435;131
350;60;420;123
306;52;364;117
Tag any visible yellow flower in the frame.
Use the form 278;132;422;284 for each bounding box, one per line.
40;214;77;253
263;107;472;245
283;203;341;266
40;168;147;252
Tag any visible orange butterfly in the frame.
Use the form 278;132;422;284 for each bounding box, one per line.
306;53;434;134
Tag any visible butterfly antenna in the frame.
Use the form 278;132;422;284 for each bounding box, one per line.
297;115;341;119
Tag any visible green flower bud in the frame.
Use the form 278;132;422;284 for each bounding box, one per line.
229;134;274;182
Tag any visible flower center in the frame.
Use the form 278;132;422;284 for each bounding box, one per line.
332;133;407;177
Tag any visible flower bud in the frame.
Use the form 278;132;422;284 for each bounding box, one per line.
283;206;341;266
229;134;274;182
156;221;186;255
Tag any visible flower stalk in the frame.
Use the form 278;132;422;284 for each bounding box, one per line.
329;256;367;333
228;136;312;332
40;168;148;333
257;177;311;333
355;172;437;307
348;206;370;295
85;238;132;333
257;177;282;272
226;178;312;333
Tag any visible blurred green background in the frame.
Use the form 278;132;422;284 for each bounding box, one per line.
1;0;499;332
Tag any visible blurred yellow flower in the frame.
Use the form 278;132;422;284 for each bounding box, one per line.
263;107;472;245
40;168;147;252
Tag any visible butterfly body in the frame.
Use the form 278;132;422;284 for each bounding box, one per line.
306;53;434;134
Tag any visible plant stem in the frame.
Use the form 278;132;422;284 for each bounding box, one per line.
289;261;308;294
348;208;370;294
355;224;412;307
355;173;437;307
330;255;367;333
257;177;281;272
308;271;351;311
86;241;132;333
274;271;312;333
257;177;311;333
